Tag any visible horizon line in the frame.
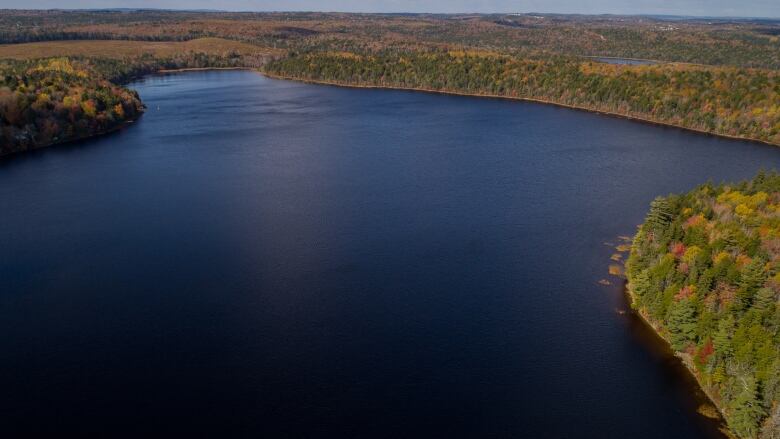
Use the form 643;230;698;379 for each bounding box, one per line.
1;8;779;21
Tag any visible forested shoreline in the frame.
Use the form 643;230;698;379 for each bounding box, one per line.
0;58;144;156
626;172;780;438
263;50;780;146
5;48;780;155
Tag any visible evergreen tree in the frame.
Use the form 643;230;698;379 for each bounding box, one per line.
632;269;652;297
753;287;776;314
646;196;674;232
714;314;736;358
738;259;768;310
696;269;715;296
668;299;697;350
729;377;766;439
753;169;767;192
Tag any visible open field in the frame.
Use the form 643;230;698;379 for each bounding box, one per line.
0;37;281;59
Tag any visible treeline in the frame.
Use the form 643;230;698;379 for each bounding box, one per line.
264;50;780;145
0;31;196;45
88;51;270;84
626;172;780;438
0;58;143;156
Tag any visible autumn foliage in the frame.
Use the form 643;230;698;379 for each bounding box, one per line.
0;58;144;155
265;50;780;145
626;172;780;438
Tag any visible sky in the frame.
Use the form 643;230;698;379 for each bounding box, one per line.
6;1;780;18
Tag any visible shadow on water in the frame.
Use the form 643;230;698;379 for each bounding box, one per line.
0;119;142;166
615;280;731;439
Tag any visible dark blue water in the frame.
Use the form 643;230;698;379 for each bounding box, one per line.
1;70;778;438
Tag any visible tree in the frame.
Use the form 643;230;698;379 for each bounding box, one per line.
668;299;697;350
753;287;777;314
714;314;736;358
738;259;768;310
729;376;766;439
646;196;674;232
632;269;652;297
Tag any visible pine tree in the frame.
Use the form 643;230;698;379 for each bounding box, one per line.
668;299;697;351
729;376;766;439
753;169;767;192
646;196;673;232
738;259;767;310
632;269;652;297
753;287;776;313
714;314;736;358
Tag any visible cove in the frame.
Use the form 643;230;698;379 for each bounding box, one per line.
1;70;779;437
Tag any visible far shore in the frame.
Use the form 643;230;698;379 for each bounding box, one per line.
5;66;777;159
156;67;253;73
260;72;780;149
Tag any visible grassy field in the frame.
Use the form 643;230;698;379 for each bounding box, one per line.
0;37;280;59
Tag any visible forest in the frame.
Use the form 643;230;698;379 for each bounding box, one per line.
264;50;780;145
1;10;779;69
0;58;143;156
1;10;780;152
626;172;780;438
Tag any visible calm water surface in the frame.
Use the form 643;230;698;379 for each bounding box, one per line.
592;57;659;65
2;71;779;437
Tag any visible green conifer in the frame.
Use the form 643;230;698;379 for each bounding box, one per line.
729;377;766;439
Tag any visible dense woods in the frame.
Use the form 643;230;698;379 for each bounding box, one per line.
0;58;143;156
626;172;780;438
2;10;779;69
264;50;780;145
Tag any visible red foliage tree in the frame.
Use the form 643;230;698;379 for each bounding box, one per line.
696;338;714;366
671;242;687;259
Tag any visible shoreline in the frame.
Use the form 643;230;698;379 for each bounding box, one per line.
0;112;143;159
260;72;780;149
623;281;734;438
6;67;776;159
156;67;253;73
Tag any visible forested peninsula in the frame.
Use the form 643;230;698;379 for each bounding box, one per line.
626;172;780;439
0;58;143;156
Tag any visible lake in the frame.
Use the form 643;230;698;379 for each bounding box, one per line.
1;70;778;437
591;57;659;65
